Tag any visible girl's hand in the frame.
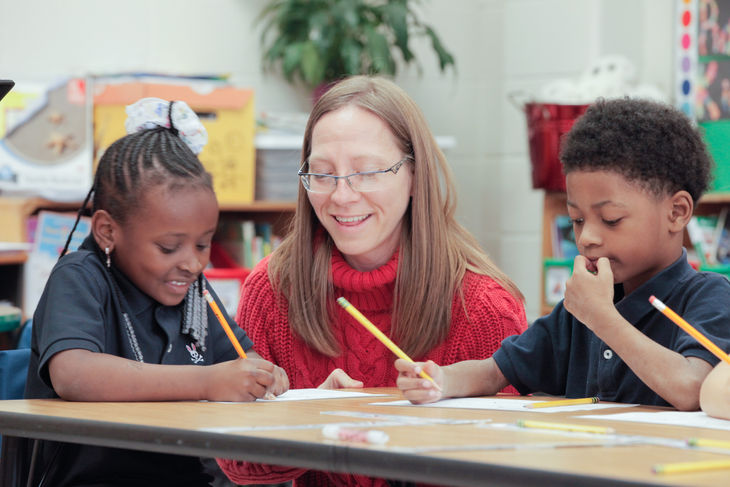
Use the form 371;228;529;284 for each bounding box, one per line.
395;359;444;404
243;350;289;398
205;358;278;402
270;365;290;396
317;368;364;389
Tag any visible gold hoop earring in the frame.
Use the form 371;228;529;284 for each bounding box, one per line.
105;247;111;268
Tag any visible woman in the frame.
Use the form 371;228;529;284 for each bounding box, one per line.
218;75;527;486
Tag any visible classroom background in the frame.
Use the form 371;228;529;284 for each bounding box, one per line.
0;0;676;321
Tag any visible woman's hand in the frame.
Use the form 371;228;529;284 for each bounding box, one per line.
395;359;444;404
317;368;364;389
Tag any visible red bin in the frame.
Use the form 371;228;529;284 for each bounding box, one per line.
524;103;589;192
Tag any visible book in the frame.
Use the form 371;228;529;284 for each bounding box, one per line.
543;258;573;305
687;215;719;266
214;220;281;270
715;208;730;265
23;211;90;316
551;215;579;259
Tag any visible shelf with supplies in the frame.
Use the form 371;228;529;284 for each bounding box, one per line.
541;192;570;316
0;197;297;245
0;196;297;322
540;191;730;317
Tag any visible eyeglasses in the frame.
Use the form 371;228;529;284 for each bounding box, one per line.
298;155;413;194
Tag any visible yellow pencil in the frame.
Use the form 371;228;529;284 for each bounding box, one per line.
649;296;730;366
688;437;730;450
336;297;440;390
525;397;599;409
516;419;615;435
203;290;247;359
653;459;730;475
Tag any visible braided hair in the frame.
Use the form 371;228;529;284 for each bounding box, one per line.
61;104;213;255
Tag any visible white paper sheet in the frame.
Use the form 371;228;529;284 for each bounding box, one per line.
580;411;730;431
370;397;638;413
257;388;389;402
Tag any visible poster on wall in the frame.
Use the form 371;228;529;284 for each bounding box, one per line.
695;0;730;121
698;0;730;56
695;60;730;121
677;0;699;119
678;0;730;192
0;78;93;199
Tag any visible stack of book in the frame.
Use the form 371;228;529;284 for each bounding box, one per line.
543;214;578;306
687;210;730;269
214;220;282;270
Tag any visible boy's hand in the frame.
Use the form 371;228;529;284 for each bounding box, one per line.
564;255;616;332
318;368;364;389
395;359;444;404
205;358;279;402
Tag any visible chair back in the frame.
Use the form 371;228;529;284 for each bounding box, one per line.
0;321;33;486
0;348;31;401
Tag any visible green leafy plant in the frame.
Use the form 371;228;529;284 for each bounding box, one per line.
258;0;456;89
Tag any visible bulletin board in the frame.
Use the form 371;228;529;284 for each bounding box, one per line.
679;0;730;192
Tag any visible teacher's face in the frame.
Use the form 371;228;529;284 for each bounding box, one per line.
306;105;413;271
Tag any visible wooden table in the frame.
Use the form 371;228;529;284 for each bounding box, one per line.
1;389;729;486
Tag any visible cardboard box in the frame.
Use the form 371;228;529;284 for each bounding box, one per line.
0;78;93;199
255;147;301;200
93;79;255;205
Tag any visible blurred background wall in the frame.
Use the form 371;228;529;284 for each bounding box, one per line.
0;0;675;320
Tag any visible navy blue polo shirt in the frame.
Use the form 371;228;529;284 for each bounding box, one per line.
493;250;730;407
24;236;254;486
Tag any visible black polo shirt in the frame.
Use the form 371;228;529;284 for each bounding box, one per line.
494;250;730;407
24;236;254;486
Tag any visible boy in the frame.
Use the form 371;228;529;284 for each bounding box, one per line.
396;98;730;410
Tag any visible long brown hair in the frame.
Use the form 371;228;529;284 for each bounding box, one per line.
269;76;523;358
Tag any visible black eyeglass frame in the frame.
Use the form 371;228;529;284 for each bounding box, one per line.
297;155;414;193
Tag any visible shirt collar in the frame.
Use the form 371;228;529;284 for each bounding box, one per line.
615;248;693;325
80;234;157;315
111;266;157;315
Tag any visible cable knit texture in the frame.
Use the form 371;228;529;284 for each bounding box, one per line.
218;250;527;487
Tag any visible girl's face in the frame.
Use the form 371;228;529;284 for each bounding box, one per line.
111;185;219;306
566;170;680;295
307;105;413;271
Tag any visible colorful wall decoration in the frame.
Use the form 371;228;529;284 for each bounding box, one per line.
679;0;730;192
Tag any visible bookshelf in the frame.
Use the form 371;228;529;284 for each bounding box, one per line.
0;252;27;266
541;192;569;316
540;191;730;316
0;197;297;243
218;200;296;237
0;196;297;319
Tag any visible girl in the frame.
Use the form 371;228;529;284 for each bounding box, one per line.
21;98;288;486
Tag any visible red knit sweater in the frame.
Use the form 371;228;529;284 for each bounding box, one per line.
218;250;527;487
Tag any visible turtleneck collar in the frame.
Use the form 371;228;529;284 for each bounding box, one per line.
331;246;398;312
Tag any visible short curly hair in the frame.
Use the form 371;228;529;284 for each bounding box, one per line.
560;98;713;203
